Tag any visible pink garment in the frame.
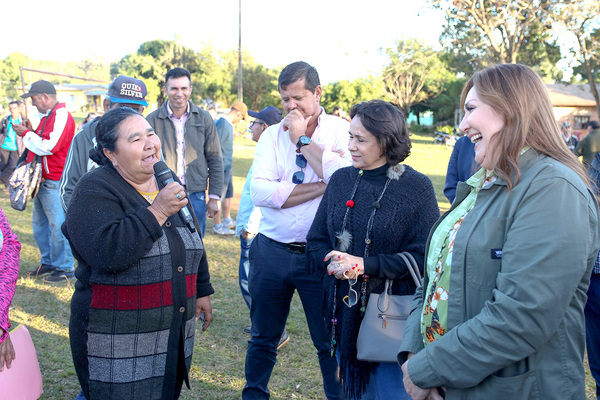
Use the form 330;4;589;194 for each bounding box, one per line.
167;102;189;184
0;207;21;343
251;110;351;243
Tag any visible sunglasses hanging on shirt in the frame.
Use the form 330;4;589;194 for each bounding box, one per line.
293;154;307;184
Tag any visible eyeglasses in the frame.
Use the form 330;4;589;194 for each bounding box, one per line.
117;103;144;113
343;277;358;308
292;154;307;184
251;120;264;127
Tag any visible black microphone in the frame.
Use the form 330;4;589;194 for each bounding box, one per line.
153;161;196;233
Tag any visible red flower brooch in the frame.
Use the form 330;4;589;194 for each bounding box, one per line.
346;200;354;208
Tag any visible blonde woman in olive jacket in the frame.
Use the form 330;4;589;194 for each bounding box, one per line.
399;64;599;400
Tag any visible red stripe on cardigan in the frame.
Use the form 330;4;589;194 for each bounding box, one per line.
89;274;197;310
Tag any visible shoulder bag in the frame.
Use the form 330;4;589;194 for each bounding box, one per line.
356;251;422;363
8;149;42;211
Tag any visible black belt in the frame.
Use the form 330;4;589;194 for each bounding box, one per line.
262;234;306;254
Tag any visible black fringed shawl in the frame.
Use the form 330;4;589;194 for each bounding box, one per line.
307;164;439;398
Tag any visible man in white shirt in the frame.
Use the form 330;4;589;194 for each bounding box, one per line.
243;61;350;400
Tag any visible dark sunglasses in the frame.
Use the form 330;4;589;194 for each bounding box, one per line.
296;154;307;168
293;154;307;184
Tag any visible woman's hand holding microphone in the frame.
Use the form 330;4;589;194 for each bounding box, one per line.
148;182;188;226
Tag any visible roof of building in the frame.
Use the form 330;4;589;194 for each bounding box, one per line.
546;83;597;107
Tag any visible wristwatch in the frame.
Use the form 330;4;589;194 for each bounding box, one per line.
296;135;311;150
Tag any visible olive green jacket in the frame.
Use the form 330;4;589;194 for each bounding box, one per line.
399;150;599;400
146;101;223;196
575;128;600;168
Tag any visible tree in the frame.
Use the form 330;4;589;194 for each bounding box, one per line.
240;64;280;111
0;53;33;103
321;76;388;114
432;0;558;72
220;50;280;111
383;39;453;119
552;1;600;116
75;57;111;83
111;53;162;106
427;75;468;124
113;40;229;106
1;53;113;107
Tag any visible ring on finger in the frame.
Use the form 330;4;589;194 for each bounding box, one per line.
176;193;182;200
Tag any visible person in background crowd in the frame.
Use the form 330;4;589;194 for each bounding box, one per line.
576;120;600;168
59;75;149;211
236;105;289;348
146;67;224;238
443;135;477;204
400;63;599;400
307;100;439;399
13;80;76;283
208;105;218;121
64;107;213;400
332;106;351;122
0;101;22;193
561;121;578;154
77;113;96;131
212;101;248;235
586;152;600;400
0;207;21;372
243;61;349;400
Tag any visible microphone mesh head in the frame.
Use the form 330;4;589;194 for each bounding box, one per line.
153;160;169;175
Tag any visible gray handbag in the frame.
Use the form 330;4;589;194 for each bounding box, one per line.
356;252;422;363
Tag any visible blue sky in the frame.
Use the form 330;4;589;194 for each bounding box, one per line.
2;0;445;84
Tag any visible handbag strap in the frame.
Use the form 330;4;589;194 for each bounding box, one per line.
18;102;57;166
376;252;424;313
37;102;59;136
399;251;422;288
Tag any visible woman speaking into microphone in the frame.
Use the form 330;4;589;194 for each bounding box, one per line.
63;107;214;400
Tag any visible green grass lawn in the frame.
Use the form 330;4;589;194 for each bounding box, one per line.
3;132;597;399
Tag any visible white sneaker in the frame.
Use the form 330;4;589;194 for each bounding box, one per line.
222;217;236;229
213;223;235;235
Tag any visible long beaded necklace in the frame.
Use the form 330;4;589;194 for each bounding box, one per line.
329;164;404;355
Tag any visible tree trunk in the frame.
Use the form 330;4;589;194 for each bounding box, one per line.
585;63;600;119
592;79;600;120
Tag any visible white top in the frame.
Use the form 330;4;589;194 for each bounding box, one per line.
251;109;351;243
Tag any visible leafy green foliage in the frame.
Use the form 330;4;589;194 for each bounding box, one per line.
431;0;561;80
321;76;388;114
383;39;453;118
219;50;282;111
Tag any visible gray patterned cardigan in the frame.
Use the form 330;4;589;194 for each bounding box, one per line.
63;164;214;400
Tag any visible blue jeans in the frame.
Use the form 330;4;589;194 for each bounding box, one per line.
32;179;73;271
243;234;344;400
73;390;86;400
239;235;254;309
586;273;600;399
337;347;410;400
189;191;207;238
